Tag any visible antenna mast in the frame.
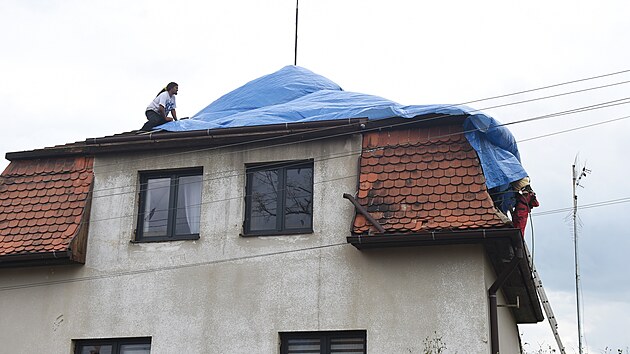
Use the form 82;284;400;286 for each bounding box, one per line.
572;157;590;354
294;0;299;66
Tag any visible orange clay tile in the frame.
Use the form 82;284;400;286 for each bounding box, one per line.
353;124;508;235
0;157;93;257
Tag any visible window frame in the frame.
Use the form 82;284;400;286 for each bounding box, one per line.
136;167;203;242
243;160;314;236
279;330;367;354
74;337;151;354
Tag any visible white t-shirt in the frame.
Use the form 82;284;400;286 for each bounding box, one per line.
146;91;176;116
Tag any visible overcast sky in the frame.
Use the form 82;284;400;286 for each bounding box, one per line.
2;0;629;352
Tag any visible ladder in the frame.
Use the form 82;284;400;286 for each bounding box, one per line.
526;247;566;354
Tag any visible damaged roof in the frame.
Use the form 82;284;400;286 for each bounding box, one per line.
353;123;509;234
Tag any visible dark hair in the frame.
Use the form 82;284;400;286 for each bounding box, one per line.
156;82;178;97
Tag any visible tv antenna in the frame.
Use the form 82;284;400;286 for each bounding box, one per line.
572;156;590;354
294;0;299;66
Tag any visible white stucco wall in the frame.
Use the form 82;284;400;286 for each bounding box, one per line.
483;253;523;354
0;134;521;353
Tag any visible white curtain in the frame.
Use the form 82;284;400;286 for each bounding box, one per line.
181;176;201;234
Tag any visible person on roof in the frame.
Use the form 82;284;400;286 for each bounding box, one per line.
511;177;540;237
141;82;178;131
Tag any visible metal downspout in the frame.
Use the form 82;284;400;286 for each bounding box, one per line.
488;245;523;354
342;193;385;233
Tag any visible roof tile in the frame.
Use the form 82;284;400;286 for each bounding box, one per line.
0;157;93;257
352;125;508;235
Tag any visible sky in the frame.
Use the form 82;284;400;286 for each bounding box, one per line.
1;0;629;352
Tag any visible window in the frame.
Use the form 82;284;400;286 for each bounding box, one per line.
74;337;151;354
136;168;202;241
280;331;366;354
244;161;313;235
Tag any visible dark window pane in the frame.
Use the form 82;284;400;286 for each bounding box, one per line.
120;343;151;354
249;169;278;231
284;167;313;229
176;175;202;235
142;177;171;237
80;345;113;354
287;338;321;353
281;331;365;354
331;337;365;353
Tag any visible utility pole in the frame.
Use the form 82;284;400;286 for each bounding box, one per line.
572;158;590;354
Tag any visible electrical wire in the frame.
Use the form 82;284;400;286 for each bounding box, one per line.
532;197;630;217
77;69;630;175
88;89;630;179
8;106;630;230
517;115;630;143
456;68;630;107
0;241;349;292
3;195;628;292
3;120;630;290
14;72;628;199
4;71;630;267
81;96;630;201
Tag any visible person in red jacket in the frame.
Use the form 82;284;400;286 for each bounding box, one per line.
511;182;539;237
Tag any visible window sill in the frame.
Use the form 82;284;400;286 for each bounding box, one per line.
130;234;200;243
240;230;313;237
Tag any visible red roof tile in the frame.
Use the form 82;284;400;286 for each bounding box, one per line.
352;124;508;235
0;157;93;261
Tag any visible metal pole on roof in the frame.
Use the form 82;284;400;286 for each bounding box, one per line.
572;158;589;354
294;0;299;66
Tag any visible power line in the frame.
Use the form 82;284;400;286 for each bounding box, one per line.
5;101;625;243
8;97;624;230
532;197;630;217
84;90;630;195
458;68;630;107
87;96;630;201
468;79;630;113
84;69;630;175
2;195;629;292
4;76;630;231
0;241;349;292
517;115;630;143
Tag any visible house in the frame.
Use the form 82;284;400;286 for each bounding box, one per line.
0;67;543;353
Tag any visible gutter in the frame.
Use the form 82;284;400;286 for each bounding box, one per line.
346;228;521;249
86;118;368;145
0;250;73;268
6;118;369;160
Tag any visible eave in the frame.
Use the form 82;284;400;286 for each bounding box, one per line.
6;118;371;160
5;114;466;161
0;250;77;268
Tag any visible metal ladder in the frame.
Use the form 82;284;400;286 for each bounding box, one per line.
525;247;566;354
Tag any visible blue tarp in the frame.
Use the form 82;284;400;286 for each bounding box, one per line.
463;114;527;189
159;66;472;131
158;65;527;190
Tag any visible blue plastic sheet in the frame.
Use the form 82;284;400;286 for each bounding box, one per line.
158;66;470;131
158;65;527;191
463;114;527;190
